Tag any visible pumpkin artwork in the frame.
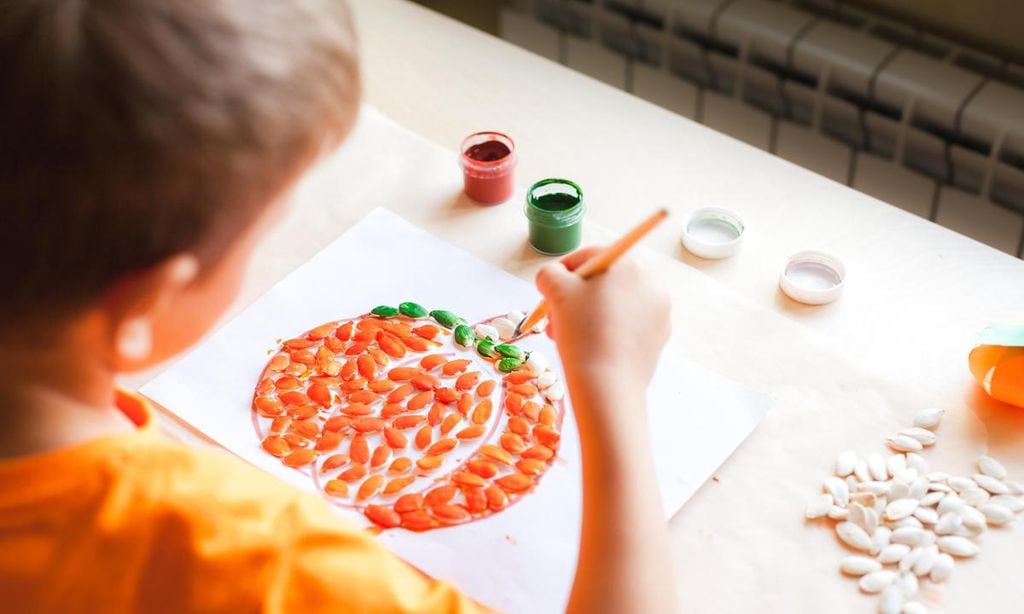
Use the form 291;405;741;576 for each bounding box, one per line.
969;322;1024;409
250;302;567;531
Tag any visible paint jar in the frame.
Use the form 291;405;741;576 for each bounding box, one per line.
460;131;517;205
525;178;585;255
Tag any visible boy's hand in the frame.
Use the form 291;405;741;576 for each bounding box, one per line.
535;247;670;399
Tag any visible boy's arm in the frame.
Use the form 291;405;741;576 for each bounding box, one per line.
536;249;678;614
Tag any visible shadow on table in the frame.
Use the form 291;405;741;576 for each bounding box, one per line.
966;385;1024;453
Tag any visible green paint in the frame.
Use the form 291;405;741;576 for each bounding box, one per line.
371;305;399;318
497;357;524;372
476;338;497;358
399;301;427;318
525;178;585;256
494;343;523;359
454;324;476;348
429;310;464;329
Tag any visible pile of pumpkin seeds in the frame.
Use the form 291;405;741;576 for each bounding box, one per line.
806;408;1023;613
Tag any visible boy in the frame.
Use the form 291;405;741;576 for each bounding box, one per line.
0;1;676;612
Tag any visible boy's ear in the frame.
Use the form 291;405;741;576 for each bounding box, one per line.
104;254;199;369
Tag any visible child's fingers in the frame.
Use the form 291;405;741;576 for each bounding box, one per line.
535;260;581;300
559;246;604;272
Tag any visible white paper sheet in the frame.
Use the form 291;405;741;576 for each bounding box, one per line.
141;208;767;613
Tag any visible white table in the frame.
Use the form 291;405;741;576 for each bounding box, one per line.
133;1;1024;611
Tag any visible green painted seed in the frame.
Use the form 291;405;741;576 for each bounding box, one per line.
494;343;523;359
476;338;497;358
429;310;465;329
453;324;476;348
371;305;400;318
497;357;524;372
399;302;428;318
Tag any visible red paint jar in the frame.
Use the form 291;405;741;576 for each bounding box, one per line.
460;131;516;205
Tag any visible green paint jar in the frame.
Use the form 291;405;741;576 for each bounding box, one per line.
524;178;585;255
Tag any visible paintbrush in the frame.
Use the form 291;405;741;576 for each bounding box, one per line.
513;207;670;338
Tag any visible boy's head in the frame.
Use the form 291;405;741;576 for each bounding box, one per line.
0;0;359;369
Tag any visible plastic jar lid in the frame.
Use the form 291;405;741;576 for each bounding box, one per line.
680;207;745;259
779;250;846;305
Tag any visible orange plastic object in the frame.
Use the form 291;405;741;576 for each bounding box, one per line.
970;345;1024;409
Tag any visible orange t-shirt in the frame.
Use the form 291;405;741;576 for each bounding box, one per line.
0;391;491;613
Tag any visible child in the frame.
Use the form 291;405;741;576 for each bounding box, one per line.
0;1;676;612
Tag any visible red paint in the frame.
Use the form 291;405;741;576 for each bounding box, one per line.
460;131;516;205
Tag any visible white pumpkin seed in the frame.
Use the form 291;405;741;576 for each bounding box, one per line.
878;586;904;614
929;553;955;582
835;450;858;477
972;474;1010;495
925;471;950;482
891;527;927;546
937;493;965;515
859;481;891;496
919;491;944;507
840;555;882;576
893;469;919;485
505;311;526;328
960;506;987;532
898;547;922;574
896;571;919;597
947;476;976;492
490;317;516;341
805;494;833;519
934;512;962;535
885;454;906;478
905;453;928;474
908;476;929;500
836;521;873;551
858;569;897;593
543;381;565;402
824;476;850;506
989;494;1024;513
877;543;910;564
870;526;892;555
536;370;557;390
828;505;850;520
846;475;859;492
979;503;1014;526
853;459;872;482
899;427;936;446
889;517;924;530
851;491;878;507
885;499;919;521
868;453;888;481
902;601;927;614
886;435;923;453
849;503;867;529
911;546;938;576
472;324;500;342
960;487;991;507
913;507;938;525
926;482;952;493
525;351;549;373
977;455;1007;479
936;536;979;557
888;482;911;501
912;407;944;430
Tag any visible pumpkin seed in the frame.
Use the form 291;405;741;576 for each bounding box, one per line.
904;453;928;474
885;435;923;453
947;476;976;492
877;586;903;614
977;455;1008;479
885;454;906;478
371;305;400;318
473;324;500;342
868;453;887;481
960;505;986;531
912;407;944;430
929;553;954;582
978;503;1014;525
877;543;910;564
835;451;857;477
839;555;881;576
902;601;927;614
543;382;565;401
934;512;962;535
972;473;1010;495
936;536;979;557
898;427;936;446
475;338;497;358
828;506;849;520
890;527;927;546
960;487;990;507
453;324;476;348
824;476;850;506
537;371;557;390
429;310;465;329
989;494;1024;513
870;527;891;554
494;343;524;359
526;351;549;372
884;499;919;521
497;357;524;373
491;317;516;341
858;569;896;593
836;521;872;551
399;301;427;318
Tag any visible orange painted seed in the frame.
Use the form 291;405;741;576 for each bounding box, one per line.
369;379;397;393
383;475;415;495
522;445;555;461
500;433;527;454
392;414;426;430
414;425;432;450
485;485;509;510
451;471;486;488
476;380;496;397
274;376;301;391
400;509;435;531
430;504;471;522
335;321;354;341
441;359;472;376
262;435;290;457
292;419;320;439
478;444;514;465
427;402;444;426
283;448;318;468
324;480;349;497
338;464;368;482
456;424;485;440
521;402;542;421
356;354;377;379
279;391;310;407
364;504;401;528
342;378;368;394
504;393;523;416
381;403;407;419
434;387;458;404
394;493;424;513
440;413;461;436
387;383;416;403
357;474;385;500
324;415;352;432
321;453;350;472
269;354;290;371
384;427;408;449
413;324;440;340
370;444;392;468
349;434;370;464
509;383;538;397
455;372;480;391
388;367;420;381
341;403;373;417
353;417;386;433
457;393;473;416
496;473;533;492
464;487;488;513
420;354;448;370
307;384;332;408
407;390;433;411
425;485;458;507
426;438;457;457
388;457;413;474
471;399;493;425
508;417;530;436
412;374;439;391
503;370;535;384
516;458;546;475
467;459;499;479
416;455;443;471
539;404;557;427
348;390;380;405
